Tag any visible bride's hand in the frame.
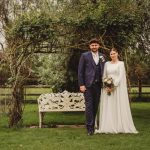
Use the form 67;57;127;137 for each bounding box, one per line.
106;87;112;92
80;86;86;93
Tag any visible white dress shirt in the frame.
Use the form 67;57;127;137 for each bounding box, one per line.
91;52;99;65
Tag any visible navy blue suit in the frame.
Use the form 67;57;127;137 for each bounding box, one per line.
78;51;106;133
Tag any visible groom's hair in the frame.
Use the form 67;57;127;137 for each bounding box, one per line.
89;38;100;45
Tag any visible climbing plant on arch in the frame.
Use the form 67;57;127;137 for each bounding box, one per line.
6;11;78;127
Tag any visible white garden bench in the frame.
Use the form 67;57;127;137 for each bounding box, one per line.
37;90;85;128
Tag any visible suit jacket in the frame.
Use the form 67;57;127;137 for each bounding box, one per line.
78;51;106;87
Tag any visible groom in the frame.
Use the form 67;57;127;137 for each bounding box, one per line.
78;38;106;135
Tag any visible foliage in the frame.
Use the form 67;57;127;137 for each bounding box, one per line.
35;53;70;92
7;12;54;48
127;50;150;85
0;54;10;85
135;0;150;54
60;0;140;50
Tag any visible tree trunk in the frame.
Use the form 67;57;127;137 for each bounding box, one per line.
124;49;131;103
138;78;142;99
9;84;24;127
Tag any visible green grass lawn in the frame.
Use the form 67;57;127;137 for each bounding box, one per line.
0;102;150;150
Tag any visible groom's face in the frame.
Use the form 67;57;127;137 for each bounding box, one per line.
89;43;100;53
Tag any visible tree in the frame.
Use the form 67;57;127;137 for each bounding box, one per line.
35;53;71;92
0;0;76;127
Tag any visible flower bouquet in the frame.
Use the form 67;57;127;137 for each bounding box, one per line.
103;77;114;96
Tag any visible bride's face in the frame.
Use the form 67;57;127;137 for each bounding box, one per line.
110;50;118;61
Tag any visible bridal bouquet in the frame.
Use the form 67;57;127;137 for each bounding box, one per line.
103;77;114;96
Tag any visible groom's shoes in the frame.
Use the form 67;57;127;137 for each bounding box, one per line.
87;130;94;136
87;132;93;136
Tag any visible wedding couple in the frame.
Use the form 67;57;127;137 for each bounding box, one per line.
78;38;138;135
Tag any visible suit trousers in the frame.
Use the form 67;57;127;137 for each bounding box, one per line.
84;83;101;132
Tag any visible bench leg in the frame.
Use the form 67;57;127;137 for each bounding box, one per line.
39;112;42;128
39;112;45;128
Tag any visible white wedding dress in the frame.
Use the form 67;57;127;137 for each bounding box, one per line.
95;61;138;134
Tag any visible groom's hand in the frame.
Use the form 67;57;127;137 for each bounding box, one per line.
80;86;86;93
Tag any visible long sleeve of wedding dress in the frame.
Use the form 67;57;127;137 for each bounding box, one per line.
113;62;124;86
95;61;138;134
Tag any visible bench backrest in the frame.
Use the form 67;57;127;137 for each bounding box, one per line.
37;91;85;112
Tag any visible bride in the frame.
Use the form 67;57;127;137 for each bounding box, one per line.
95;48;138;134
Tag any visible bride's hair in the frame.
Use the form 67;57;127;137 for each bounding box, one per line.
110;48;121;60
111;47;118;53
